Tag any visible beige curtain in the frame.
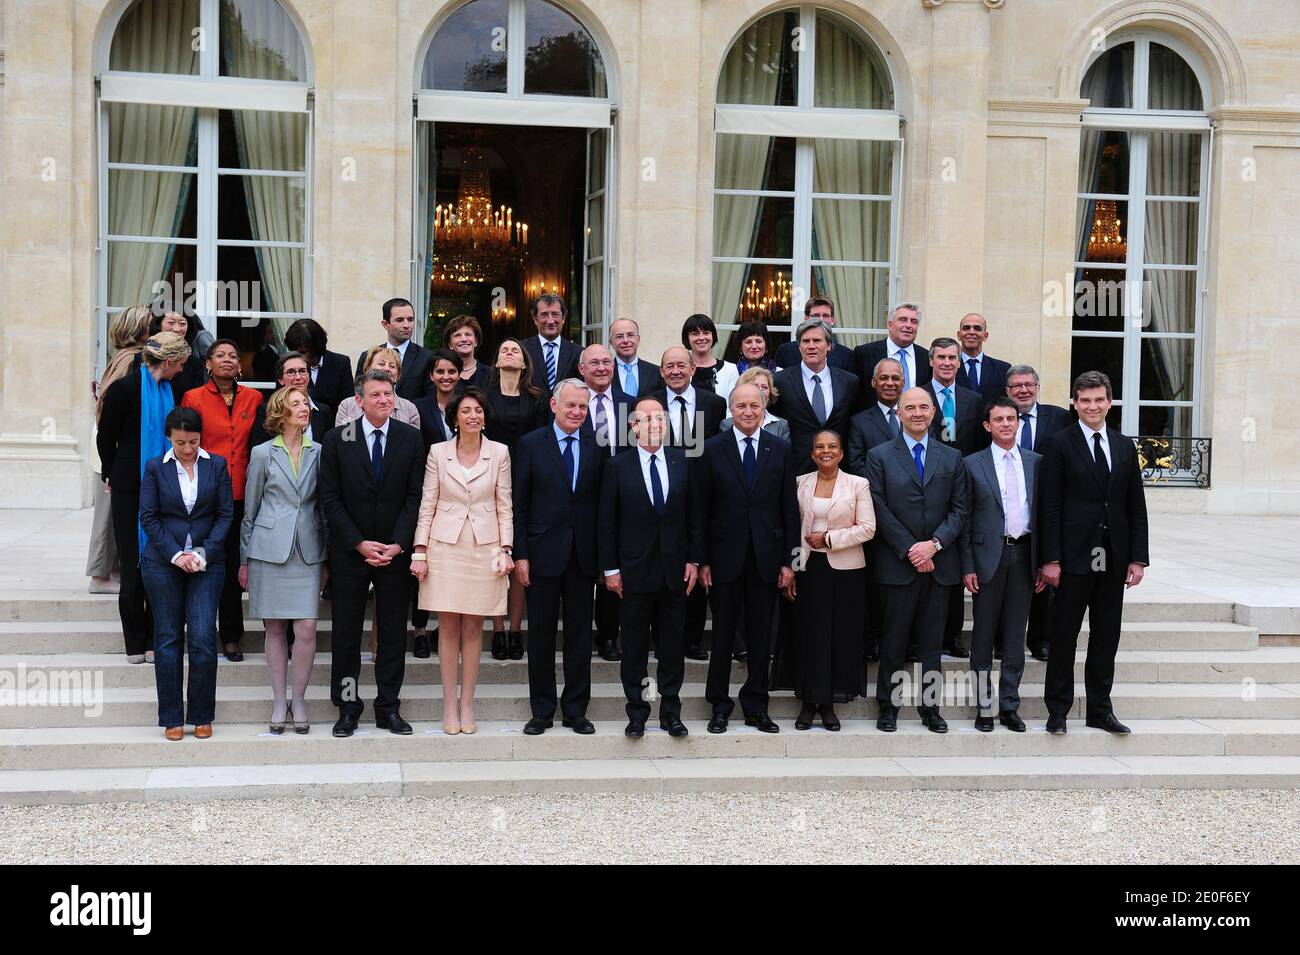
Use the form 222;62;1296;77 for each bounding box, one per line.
107;0;200;308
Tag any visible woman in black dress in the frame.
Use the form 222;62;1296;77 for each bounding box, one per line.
444;314;492;390
682;313;739;399
484;337;550;660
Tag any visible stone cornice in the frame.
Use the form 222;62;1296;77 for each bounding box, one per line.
987;97;1089;129
1209;105;1300;135
922;0;1006;9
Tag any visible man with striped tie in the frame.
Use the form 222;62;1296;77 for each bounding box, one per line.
522;294;580;394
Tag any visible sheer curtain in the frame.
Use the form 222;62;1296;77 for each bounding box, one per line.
107;0;200;308
222;0;307;339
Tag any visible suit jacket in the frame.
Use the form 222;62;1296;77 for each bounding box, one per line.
250;398;334;448
138;453;234;567
612;357;663;401
1028;402;1073;452
853;338;931;405
240;438;327;566
769;364;860;474
413;394;452;450
694;430;800;584
846;404;898;477
864;436;970;587
1039;425;1149;574
773;340;855;372
794;470;876;571
355;341;432;402
956;353;1011;404
181;381;263;499
598;446;703;593
311;350;356;416
523;334;580;388
318;417;426;567
959;445;1040;583
650;387;727;450
96;370;151;494
414;438;514;549
928;380;989;456
512;426;605;576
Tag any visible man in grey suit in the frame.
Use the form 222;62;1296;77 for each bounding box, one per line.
865;387;969;734
959;397;1044;733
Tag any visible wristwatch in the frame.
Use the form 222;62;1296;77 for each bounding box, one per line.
930;537;943;551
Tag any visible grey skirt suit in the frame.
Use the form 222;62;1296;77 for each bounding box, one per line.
240;438;328;619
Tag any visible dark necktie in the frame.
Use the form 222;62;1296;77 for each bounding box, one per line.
742;436;757;488
966;358;980;391
649;453;666;515
912;441;925;483
544;341;558;389
810;374;827;425
887;407;900;437
593;393;609;448
675;395;688;445
1092;431;1110;484
562;435;576;491
1018;413;1032;450
370;428;383;481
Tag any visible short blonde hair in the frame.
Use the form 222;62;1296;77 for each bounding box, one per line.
737;365;778;404
142;331;191;366
110;305;153;351
263;385;310;436
362;345;402;379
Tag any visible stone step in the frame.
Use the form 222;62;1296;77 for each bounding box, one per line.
5;719;1299;773
5;646;1298;689
3;681;1297;728
0;619;1259;654
4;753;1300;804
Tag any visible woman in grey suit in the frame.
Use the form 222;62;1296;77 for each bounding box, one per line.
720;366;789;441
239;386;328;735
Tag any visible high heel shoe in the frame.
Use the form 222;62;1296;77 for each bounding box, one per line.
291;699;309;734
491;630;508;660
507;630;524;660
443;711;461;735
818;704;841;732
795;703;815;731
269;702;288;735
460;707;477;734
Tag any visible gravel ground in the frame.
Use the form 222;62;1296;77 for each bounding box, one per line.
2;789;1297;864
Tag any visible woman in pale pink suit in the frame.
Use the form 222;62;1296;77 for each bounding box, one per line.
411;387;513;735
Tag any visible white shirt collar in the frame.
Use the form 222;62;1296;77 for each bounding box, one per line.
164;447;210;463
636;445;666;464
965;352;984;363
1024;403;1038;418
1078;419;1106;439
666;384;695;403
888;340;914;356
932;378;956;394
589;385;613;400
994;442;1021;462
733;425;762;450
800;362;830;382
877;401;896;417
904;432;928;451
361;416;391;440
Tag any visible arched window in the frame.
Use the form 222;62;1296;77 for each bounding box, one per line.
97;0;312;383
711;6;900;352
1073;34;1209;440
414;0;614;348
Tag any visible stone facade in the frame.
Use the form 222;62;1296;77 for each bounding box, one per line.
1;0;1297;512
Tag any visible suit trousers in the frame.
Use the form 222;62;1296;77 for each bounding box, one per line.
943;577;966;649
526;557;595;720
594;582;620;648
969;542;1032;714
110;489;153;656
684;583;708;649
877;574;950;711
619;586;686;722
218;500;245;643
706;548;776;717
330;560;410;717
864;542;882;657
84;474;118;578
1045;567;1126;721
1026;585;1055;651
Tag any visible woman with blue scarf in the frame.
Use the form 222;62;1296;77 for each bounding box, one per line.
96;331;193;663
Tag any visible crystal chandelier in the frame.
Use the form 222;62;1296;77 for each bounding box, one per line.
1086;142;1127;263
433;146;528;284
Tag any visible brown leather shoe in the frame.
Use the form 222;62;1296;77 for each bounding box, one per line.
194;724;212;739
164;726;183;741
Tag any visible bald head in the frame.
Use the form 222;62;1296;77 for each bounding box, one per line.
957;312;989;357
660;345;694;394
729;383;765;437
578;343;614;391
898;386;935;439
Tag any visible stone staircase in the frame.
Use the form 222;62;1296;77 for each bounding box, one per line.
2;595;1299;803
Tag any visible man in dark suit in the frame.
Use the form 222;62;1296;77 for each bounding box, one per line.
319;370;426;738
865;387;969;734
650;345;726;659
515;380;605;736
695;383;799;734
250;351;334;446
284;318;354;415
853;303;931;405
1007;363;1073;661
955;312;1012;403
960;397;1043;733
354;298;432;402
772;296;856;371
522;294;580;393
770;318;859;475
599;397;703;739
609;317;663;400
1039;370;1149;736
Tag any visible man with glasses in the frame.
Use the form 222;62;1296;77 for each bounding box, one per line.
954;313;1012;404
251;351;335;447
609;317;663;401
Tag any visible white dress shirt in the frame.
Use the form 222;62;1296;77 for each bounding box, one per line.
800;362;834;412
666;385;696;443
992;443;1030;536
1079;419;1112;469
164;447;211;563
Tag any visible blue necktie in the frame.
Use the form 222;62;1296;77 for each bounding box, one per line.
621;362;636;395
649;453;666;516
941;387;955;422
370;428;383;482
742;436;757;488
544;341;558;389
912;441;925;483
562;435;576;491
1019;413;1033;450
966;358;980;391
896;349;910;390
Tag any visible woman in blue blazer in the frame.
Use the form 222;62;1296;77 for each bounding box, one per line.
139;406;233;741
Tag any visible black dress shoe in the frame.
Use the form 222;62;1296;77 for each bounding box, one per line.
795;703;815;731
974;715;995;732
599;641;621;662
732;649;748;663
320;584;333;601
508;630;524;660
625;719;645;738
1046;716;1068;735
430;628;439;655
905;650;920;664
993;645;1002;661
332;713;358;738
523;717;552;735
684;645;708;661
562;716;595;735
817;705;841;732
660;714;689;737
1086;714;1132;735
491;631;508;660
223;645;244;662
376;711;413;735
413;634;431;658
707;713;728;734
876;708;897;732
1031;645;1050;662
920;708;948;734
865;648;880;663
744;714;780;733
999;710;1026;732
944;644;970;659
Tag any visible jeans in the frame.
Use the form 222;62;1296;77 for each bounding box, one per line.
141;558;223;727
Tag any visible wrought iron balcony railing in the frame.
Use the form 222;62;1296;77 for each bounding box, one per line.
1132;436;1211;488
